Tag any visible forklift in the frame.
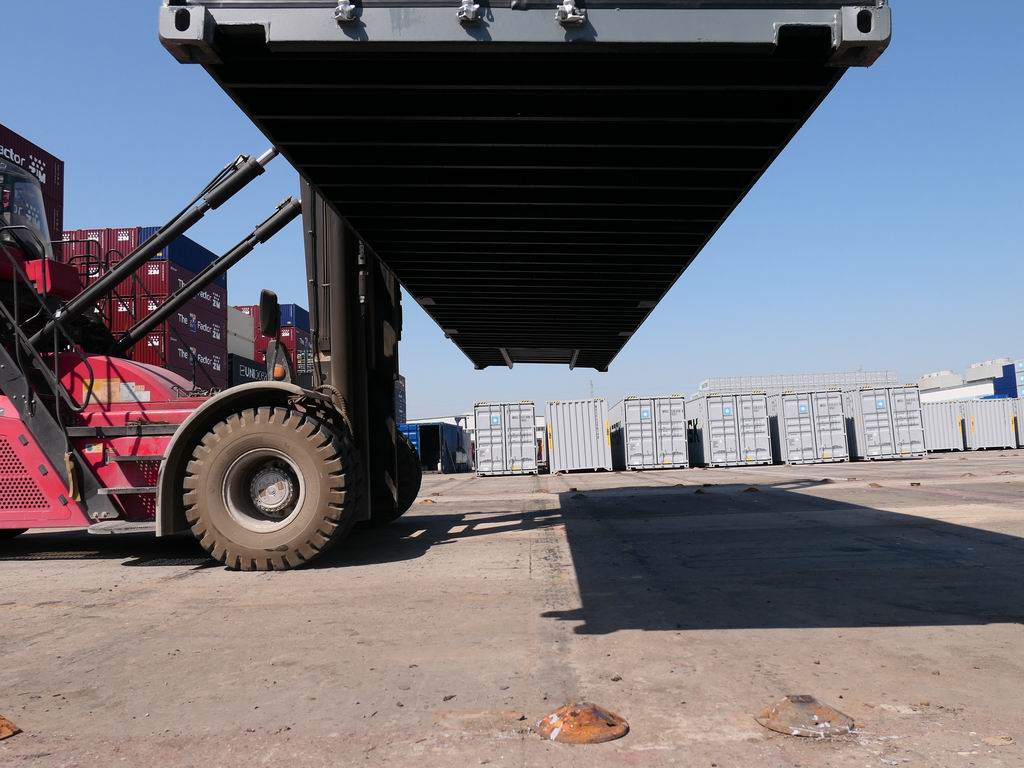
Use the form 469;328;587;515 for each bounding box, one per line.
0;149;421;569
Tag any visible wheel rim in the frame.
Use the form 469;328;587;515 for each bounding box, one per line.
222;448;306;533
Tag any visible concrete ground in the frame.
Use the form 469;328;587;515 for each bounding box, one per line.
2;450;1023;767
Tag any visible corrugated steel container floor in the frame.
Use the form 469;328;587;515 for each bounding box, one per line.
160;4;889;371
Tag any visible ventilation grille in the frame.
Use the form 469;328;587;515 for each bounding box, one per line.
0;438;49;510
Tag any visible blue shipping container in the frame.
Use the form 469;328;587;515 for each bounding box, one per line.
138;227;227;288
399;423;471;474
279;303;310;331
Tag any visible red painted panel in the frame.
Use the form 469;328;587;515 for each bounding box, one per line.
0;396;90;529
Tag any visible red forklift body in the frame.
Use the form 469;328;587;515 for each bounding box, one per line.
0;354;206;529
24;258;82;300
0;395;91;529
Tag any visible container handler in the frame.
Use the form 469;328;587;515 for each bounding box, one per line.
0;150;420;569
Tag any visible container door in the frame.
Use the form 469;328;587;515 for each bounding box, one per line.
474;405;503;474
507;404;537;473
860;389;894;458
891;388;925;456
813;392;848;461
655;397;687;466
707;396;739;465
625;399;655;468
737;394;771;463
782;394;815;462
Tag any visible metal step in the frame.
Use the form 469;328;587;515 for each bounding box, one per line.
109;455;165;463
97;486;158;496
66;424;180;438
87;521;156;535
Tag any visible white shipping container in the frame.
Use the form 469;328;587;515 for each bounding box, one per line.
547;399;613;474
1016;398;1024;448
609;396;688;470
768;391;848;464
227;306;255;341
922;401;965;452
227;331;255;359
962;399;1016;450
686;393;772;467
844;386;925;460
473;402;538;476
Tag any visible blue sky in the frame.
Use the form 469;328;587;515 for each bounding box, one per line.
5;1;1022;417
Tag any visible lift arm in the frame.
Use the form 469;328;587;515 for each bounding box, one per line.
29;148;279;347
110;197;302;355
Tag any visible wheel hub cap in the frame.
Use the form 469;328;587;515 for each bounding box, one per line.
250;464;296;516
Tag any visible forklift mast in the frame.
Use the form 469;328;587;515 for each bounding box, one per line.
303;182;401;522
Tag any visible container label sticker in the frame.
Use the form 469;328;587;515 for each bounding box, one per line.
798;404;808;414
723;406;733;416
640;409;651;420
876;398;886;410
491;415;500;425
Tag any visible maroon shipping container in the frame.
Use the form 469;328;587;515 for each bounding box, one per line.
255;326;313;375
0;122;65;244
138;261;226;313
134;330;227;389
106;297;226;347
107;295;138;334
61;227;139;297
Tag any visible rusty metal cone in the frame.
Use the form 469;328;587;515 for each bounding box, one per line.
537;703;629;744
755;694;854;738
0;715;22;740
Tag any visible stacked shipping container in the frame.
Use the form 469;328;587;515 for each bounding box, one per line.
843;386;925;460
686;393;772;467
233;304;313;380
227;306;256;359
546;399;613;474
922;401;965;452
962;399;1017;450
609;396;688;470
61;227;228;388
398;422;471;474
768;391;849;465
473;402;538;476
0;123;64;244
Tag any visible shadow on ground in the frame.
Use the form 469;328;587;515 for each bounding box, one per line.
4;479;1023;634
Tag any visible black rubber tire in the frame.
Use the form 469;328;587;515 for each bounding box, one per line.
0;529;27;540
367;433;423;527
182;406;362;571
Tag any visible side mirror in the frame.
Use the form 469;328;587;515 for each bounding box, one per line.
259;288;281;338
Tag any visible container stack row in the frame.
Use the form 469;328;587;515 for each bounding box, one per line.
1;122;64;243
922;399;1023;452
399;422;472;474
61;226;228;389
686;393;773;467
546;399;613;474
609;396;689;470
473;402;539;476
427;386;1020;479
231;303;313;386
683;385;926;467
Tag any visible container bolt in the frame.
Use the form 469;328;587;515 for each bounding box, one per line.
555;0;586;25
334;0;358;23
457;0;481;23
